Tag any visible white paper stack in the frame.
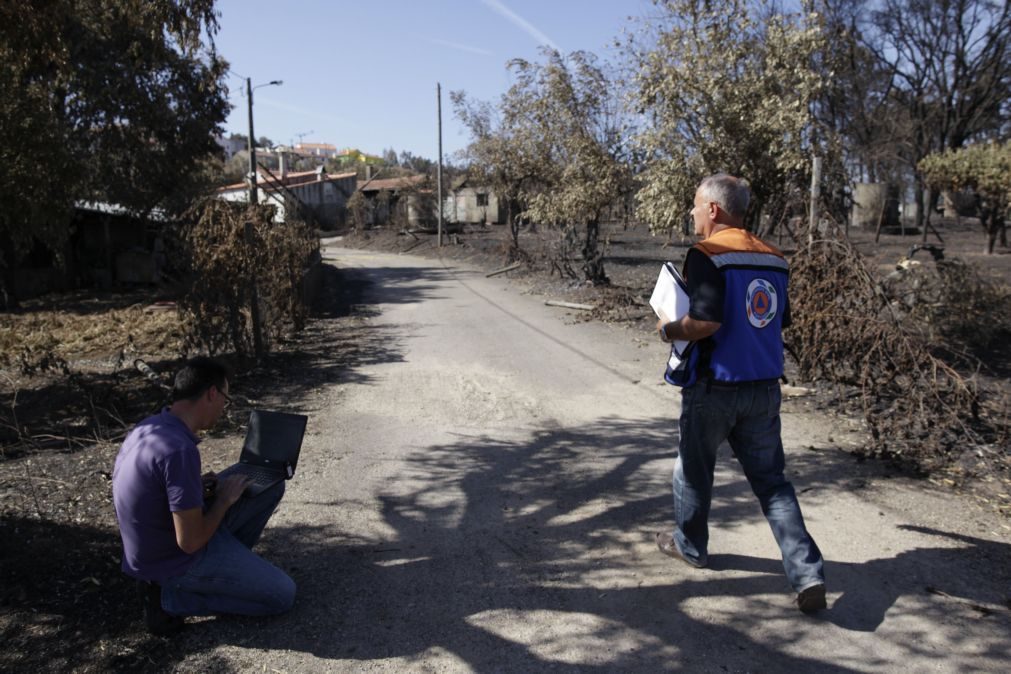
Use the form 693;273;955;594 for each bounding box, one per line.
649;262;691;368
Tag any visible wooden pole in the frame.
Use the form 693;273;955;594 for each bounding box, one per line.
245;221;264;360
437;83;444;248
808;155;821;245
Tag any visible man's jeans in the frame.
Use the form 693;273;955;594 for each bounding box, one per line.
672;380;824;592
161;481;295;616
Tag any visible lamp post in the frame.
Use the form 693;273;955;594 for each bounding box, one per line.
246;77;283;204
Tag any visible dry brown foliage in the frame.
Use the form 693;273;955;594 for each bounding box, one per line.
0;302;182;376
175;200;319;358
882;258;1011;369
787;226;1009;475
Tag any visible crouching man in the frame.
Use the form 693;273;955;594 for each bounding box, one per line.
112;357;295;634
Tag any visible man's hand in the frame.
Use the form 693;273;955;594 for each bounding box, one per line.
658;315;722;343
201;471;218;500
215;474;251;508
173;474;251;554
657;317;673;343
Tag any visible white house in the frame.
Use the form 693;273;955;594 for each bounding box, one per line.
217;151;356;228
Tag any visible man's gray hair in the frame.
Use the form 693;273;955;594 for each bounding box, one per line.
698;174;750;218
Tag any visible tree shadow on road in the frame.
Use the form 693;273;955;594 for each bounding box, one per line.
156;414;1011;671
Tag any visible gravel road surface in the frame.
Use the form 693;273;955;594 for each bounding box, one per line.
173;244;1011;672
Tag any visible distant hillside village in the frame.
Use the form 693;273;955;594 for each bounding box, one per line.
215;135;501;232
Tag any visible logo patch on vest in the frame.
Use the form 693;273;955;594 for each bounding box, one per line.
746;279;778;328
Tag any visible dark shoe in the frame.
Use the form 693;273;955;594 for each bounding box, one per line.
655;532;706;568
796;583;827;613
137;581;184;636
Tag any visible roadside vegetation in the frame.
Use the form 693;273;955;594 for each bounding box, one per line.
1;0;1007;481
0;1;1009;666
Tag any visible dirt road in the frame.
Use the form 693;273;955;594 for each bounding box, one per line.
174;244;1010;672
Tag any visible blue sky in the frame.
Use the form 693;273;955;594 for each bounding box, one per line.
213;0;653;161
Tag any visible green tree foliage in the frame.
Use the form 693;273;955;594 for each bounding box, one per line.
919;141;1011;253
627;0;831;233
456;50;630;283
452;91;542;259
0;0;229;297
511;51;632;284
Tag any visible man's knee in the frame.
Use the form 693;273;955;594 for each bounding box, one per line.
253;479;285;508
264;572;296;614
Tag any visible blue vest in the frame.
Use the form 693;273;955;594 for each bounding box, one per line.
665;229;788;386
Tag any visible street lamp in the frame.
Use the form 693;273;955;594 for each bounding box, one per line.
246;77;283;205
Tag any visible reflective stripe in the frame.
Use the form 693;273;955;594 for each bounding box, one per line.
709;251;788;271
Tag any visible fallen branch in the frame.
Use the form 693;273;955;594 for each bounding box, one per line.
926;586;1006;615
486;262;522;278
545;300;595;311
400;240;426;255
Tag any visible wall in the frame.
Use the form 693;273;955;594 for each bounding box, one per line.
447;187;503;224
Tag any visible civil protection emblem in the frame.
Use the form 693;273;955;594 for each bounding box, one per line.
746;278;777;328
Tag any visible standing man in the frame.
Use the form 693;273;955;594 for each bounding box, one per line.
113;357;295;634
654;174;826;612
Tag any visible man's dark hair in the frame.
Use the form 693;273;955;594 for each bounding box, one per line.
171;357;231;403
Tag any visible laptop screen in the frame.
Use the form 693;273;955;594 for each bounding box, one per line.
240;410;308;470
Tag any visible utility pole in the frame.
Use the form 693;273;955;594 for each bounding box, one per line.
244;76;281;362
437;82;444;248
246;77;283;206
809;155;821;245
247;77;257;205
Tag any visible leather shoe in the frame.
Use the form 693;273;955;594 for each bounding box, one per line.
655;532;706;568
138;581;184;636
796;583;827;613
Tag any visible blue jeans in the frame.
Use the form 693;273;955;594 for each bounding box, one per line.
671;380;824;592
161;481;296;616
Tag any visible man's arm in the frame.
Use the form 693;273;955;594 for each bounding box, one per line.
172;474;250;554
656;248;723;343
657;314;721;343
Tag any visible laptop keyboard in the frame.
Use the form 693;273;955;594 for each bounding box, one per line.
231;465;280;485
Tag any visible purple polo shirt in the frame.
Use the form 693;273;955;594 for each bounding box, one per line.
112;409;204;582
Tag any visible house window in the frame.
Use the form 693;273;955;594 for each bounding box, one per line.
476;193;489;206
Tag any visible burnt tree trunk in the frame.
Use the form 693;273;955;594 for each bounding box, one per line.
581;218;609;286
507;199;521;261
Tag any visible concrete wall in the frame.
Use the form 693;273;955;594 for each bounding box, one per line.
446;187;503;224
287;175;355;227
851;183;898;229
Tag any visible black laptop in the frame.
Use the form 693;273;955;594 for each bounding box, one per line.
217;410;308;496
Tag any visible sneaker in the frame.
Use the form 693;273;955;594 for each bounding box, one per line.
137;581;184;636
796;583;827;613
655;532;707;568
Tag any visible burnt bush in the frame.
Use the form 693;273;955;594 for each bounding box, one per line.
787;226;1009;475
174;200;319;359
881;258;1011;374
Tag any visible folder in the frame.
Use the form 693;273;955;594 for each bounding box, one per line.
650;262;692;370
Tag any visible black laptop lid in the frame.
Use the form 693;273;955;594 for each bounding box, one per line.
239;410;308;471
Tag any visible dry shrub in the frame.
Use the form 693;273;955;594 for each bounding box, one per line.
0;304;181;376
176;200;319;358
881;258;1011;369
787;228;1008;475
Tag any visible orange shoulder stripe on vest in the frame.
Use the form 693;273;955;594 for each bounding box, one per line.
693;228;785;258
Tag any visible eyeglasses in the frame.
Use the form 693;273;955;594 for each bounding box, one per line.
220;389;233;409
